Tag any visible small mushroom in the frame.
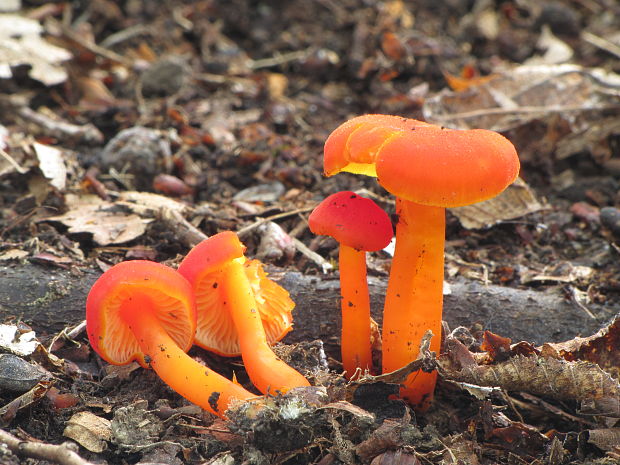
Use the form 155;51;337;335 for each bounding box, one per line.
308;191;393;378
86;260;255;418
324;114;520;410
178;253;294;357
178;231;310;395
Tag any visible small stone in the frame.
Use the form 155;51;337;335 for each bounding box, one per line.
100;126;172;191
0;353;44;392
600;207;620;237
140;58;187;97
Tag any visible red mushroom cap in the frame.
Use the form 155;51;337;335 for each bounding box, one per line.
86;260;196;368
308;191;393;251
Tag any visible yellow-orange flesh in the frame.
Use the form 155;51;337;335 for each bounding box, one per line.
119;293;255;418
220;260;310;395
339;245;373;378
381;200;444;411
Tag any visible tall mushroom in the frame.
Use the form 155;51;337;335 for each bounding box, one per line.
86;260;255;418
308;191;393;378
323;114;520;410
178;231;310;395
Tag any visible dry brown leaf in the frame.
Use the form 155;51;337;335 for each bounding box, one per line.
63;411;112;453
45;194;152;246
0;14;71;86
450;177;544;229
439;336;620;417
541;316;620;380
587;428;620;452
424;64;620;132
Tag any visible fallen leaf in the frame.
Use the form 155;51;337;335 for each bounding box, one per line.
0;324;39;357
45;194;153;246
0;14;71;86
450;177;544;229
33;142;66;191
63;411;112;453
439;336;620;417
541;316;620;380
0;249;29;261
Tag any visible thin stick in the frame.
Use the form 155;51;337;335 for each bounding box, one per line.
248;50;310;70
236;207;315;237
52;18;133;67
292;237;333;273
0;148;27;174
0;428;96;465
582;31;620;60
433;103;620;122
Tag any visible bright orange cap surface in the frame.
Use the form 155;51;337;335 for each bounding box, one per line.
324;115;520;208
308;191;393;251
324;114;434;177
86;260;197;368
177;232;295;356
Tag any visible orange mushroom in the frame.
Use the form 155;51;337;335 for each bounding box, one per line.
324;114;520;410
178;231;310;395
308;191;393;378
86;260;255;418
179;254;294;357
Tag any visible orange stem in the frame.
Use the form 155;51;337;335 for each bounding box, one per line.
120;294;255;418
222;260;310;395
339;245;373;378
381;199;444;411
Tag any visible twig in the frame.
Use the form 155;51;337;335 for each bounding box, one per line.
48;320;87;353
236;207;315;237
52;18;133;67
0;148;28;174
0;428;96;465
566;285;596;319
248;50;311;70
16;106;103;145
100;24;149;48
518;392;598;427
582;31;620;60
292;237;333;273
157;207;208;249
432;103;620;122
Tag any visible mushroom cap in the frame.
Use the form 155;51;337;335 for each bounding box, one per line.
86;260;197;368
308;191;393;251
324;115;520;208
324;114;434;177
177;231;295;356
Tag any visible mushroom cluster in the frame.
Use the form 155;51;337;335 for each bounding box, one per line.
86;113;519;418
86;232;309;418
314;114;520;410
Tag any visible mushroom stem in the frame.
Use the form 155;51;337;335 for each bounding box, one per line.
382;199;444;411
339;244;373;378
221;260;310;395
119;294;255;417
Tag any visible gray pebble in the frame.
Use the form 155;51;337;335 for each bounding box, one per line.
100;126;172;190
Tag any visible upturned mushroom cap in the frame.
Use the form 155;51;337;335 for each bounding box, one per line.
86;260;196;368
324;115;520;208
177;231;294;356
308;191;393;251
324;114;433;177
